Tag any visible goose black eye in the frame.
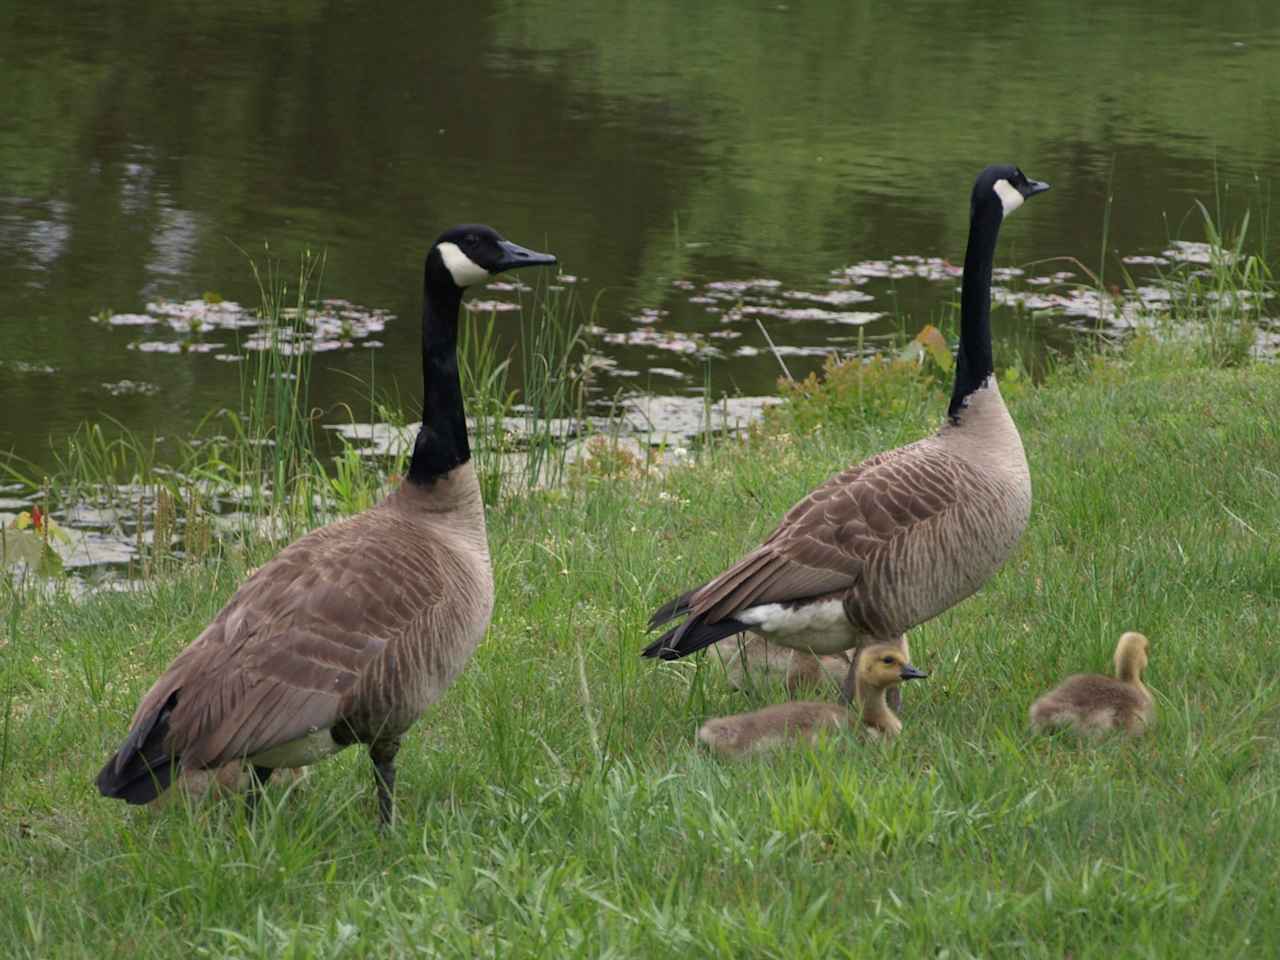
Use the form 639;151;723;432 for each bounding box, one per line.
881;656;895;665
464;233;478;247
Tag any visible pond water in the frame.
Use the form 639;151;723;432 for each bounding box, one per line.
2;0;1279;473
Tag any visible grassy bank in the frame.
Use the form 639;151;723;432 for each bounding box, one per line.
1;332;1278;957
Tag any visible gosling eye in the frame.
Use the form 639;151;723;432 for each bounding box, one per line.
881;656;895;665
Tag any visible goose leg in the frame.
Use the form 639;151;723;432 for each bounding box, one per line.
885;635;910;716
370;739;401;826
839;646;863;706
885;684;902;716
244;764;275;815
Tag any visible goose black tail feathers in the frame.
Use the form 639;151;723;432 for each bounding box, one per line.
647;589;699;630
96;690;180;805
641;615;750;661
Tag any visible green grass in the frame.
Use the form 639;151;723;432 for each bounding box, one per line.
1;333;1278;957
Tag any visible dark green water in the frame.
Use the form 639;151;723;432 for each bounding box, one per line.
2;0;1279;471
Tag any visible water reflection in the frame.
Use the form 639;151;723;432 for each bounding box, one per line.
0;0;1277;469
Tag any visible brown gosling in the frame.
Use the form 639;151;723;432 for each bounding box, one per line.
160;763;310;810
1029;631;1154;737
710;634;849;697
697;643;928;757
785;648;851;697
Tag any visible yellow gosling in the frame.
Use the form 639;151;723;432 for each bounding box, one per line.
697;643;928;756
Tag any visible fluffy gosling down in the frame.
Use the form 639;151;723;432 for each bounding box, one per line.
1029;631;1154;736
697;644;928;757
711;635;850;697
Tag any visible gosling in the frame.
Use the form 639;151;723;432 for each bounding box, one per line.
712;635;849;697
162;762;309;808
1029;631;1154;736
697;643;928;757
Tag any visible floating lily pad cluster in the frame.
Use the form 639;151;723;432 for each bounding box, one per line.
0;476;301;588
329;395;778;462
626;243;1275;378
101;379;161;397
993;242;1269;335
95;297;393;359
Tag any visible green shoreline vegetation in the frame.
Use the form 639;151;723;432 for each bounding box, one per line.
1;238;1279;956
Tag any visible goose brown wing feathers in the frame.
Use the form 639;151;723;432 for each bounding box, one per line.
128;512;444;769
689;443;968;623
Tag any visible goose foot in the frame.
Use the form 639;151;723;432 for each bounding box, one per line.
371;740;400;826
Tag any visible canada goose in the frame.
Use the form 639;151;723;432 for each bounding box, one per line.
711;635;849;697
644;165;1050;710
697;643;928;756
1029;631;1154;736
96;225;557;823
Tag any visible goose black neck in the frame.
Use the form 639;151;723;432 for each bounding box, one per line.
407;258;469;486
947;206;1002;422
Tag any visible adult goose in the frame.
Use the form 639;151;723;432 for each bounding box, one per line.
97;225;556;823
644;165;1050;705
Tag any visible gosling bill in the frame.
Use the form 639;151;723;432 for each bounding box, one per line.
697;643;928;756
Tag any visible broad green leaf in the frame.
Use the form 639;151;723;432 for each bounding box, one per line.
0;527;65;577
914;324;954;372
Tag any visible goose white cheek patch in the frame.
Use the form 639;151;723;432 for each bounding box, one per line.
437;242;491;287
993;179;1024;217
